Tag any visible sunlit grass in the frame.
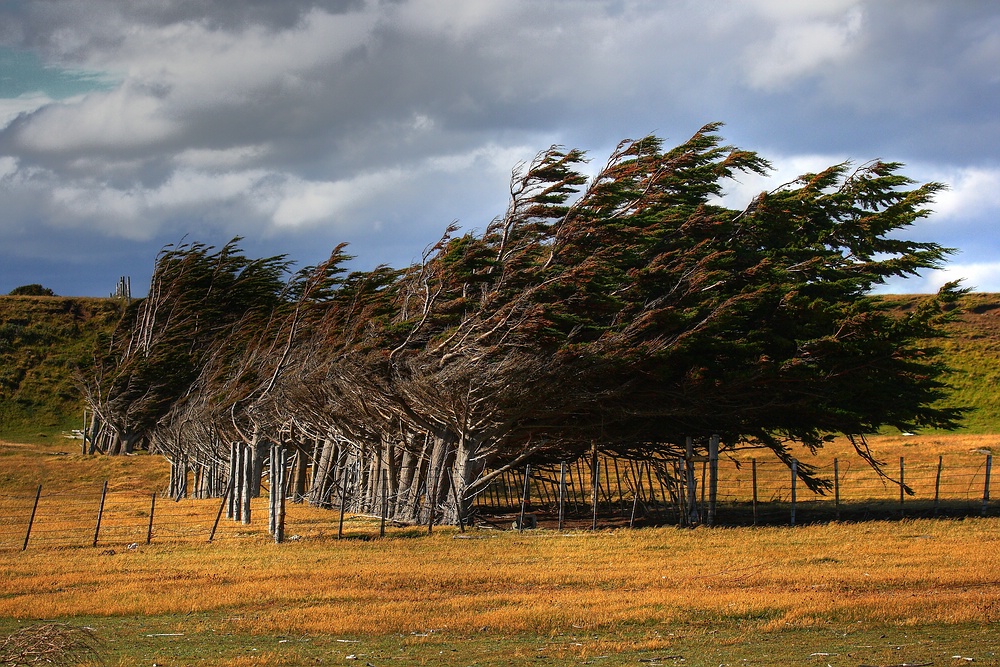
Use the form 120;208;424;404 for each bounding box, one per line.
2;436;999;665
2;518;998;637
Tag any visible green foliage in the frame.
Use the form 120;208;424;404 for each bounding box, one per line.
7;284;55;296
82;239;294;451
14;125;985;504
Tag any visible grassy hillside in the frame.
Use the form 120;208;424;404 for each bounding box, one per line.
0;296;123;441
941;293;1000;432
887;292;1000;433
1;293;999;440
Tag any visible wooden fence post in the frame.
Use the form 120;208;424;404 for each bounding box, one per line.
603;456;614;512
833;458;840;521
227;442;237;520
518;464;531;532
146;492;156;545
591;456;600;531
338;464;349;540
934;455;943;516
22;484;42;551
268;445;277;536
751;459;758;527
629;464;642;528
241;445;252;525
93;481;108;548
790;459;797;527
268;444;287;540
700;461;707;521
708;434;719;527
983;454;993;517
380;469;388;538
685;437;698;525
590;442;599;513
558;462;566;531
275;447;287;544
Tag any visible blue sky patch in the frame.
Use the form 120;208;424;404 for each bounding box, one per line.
0;48;115;99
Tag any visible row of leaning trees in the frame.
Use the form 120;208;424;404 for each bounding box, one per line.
79;124;964;526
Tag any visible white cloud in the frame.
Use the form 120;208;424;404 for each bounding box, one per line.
11;87;177;153
423;142;537;176
6;7;378;158
0;156;17;179
270;172;405;228
921;166;1000;222
743;5;864;90
743;0;862;21
881;262;1000;294
266;141;541;230
48;184;147;238
714;151;850;209
107;8;377;110
385;0;519;43
0;93;54;128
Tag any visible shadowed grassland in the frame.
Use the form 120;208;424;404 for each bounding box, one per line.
888;292;1000;433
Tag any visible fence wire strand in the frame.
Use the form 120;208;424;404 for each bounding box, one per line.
1;453;995;551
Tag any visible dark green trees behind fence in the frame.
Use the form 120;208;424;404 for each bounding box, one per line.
81;123;965;523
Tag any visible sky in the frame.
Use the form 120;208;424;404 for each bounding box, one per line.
0;0;998;297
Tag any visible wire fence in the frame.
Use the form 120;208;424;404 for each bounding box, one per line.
473;453;996;528
1;453;994;551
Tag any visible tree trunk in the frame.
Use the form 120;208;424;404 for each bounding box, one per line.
309;438;337;507
291;448;308;502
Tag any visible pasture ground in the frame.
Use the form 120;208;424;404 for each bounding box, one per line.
1;436;998;666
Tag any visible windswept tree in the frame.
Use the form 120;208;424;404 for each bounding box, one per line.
87;123;964;524
79;239;291;454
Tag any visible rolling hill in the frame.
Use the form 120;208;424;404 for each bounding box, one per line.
0;296;124;440
1;292;999;440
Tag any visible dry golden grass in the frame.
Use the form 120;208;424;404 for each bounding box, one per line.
1;435;999;665
2;516;998;637
0;437;169;494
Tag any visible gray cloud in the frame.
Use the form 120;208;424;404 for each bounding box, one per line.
0;0;998;295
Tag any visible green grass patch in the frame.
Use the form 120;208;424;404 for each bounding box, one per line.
0;296;123;440
0;614;995;666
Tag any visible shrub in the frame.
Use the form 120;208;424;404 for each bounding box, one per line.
8;284;56;297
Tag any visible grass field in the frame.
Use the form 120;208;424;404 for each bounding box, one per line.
2;294;999;665
1;436;998;666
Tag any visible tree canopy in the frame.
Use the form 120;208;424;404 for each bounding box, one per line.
9;284;55;296
81;123;964;519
